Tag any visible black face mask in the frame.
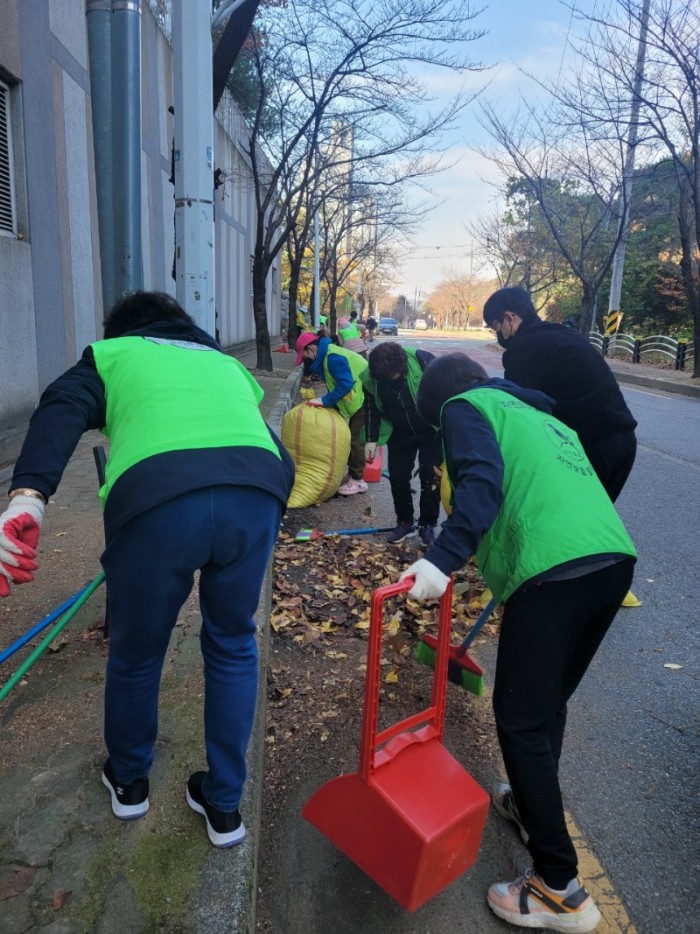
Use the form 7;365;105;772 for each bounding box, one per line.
496;331;509;348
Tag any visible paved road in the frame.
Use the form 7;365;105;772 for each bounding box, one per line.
389;331;700;932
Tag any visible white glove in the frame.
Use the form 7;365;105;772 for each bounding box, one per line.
304;398;324;407
400;559;450;601
365;442;377;462
0;495;45;598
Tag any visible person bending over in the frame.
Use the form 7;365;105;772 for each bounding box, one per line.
400;352;636;933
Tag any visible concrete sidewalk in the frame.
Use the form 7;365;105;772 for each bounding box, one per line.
0;336;696;934
0;339;300;934
605;355;700;399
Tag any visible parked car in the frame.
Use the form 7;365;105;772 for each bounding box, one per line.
378;316;399;335
414;318;428;330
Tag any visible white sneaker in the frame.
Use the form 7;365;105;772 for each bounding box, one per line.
338;478;368;495
487;868;602;932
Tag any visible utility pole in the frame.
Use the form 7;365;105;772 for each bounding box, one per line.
112;0;143;299
607;0;651;318
172;0;215;336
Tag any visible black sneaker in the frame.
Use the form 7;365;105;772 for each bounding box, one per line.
418;525;436;547
186;771;246;848
101;759;149;820
386;522;417;544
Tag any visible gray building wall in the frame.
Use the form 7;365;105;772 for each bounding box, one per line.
0;0;280;465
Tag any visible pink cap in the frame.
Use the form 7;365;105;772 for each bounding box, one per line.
295;331;318;365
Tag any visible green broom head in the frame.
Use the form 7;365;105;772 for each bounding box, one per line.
295;528;321;541
415;635;485;697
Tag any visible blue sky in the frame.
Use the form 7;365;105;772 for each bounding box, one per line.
393;0;581;298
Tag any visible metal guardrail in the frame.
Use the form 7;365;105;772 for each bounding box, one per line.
590;331;695;371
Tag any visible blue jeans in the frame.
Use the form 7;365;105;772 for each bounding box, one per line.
100;486;281;811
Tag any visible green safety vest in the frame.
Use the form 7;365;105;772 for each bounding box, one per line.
443;387;636;603
360;347;424;444
338;321;361;342
91;336;280;504
322;344;368;419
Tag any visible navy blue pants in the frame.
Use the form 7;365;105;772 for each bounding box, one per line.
100;486;281;811
493;558;635;888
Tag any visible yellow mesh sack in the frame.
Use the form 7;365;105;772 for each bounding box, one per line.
282;404;351;507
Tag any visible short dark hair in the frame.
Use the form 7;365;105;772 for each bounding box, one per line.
350;310;358;320
417;353;488;426
104;290;195;339
483;286;537;326
368;341;407;381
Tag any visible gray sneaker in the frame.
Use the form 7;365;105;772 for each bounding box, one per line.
387;522;417;544
491;782;529;844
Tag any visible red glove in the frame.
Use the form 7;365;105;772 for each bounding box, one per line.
0;495;45;597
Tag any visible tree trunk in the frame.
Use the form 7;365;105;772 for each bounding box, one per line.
328;279;338;335
678;183;700;377
287;268;300;348
252;246;273;371
579;282;597;337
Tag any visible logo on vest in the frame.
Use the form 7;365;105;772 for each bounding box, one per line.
543;420;585;463
143;337;214;352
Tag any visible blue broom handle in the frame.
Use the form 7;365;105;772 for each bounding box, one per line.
0;581;94;666
461;596;498;651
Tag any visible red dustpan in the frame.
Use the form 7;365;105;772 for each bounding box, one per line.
302;578;489;911
363;445;384;483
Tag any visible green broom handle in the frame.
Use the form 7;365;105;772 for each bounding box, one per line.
0;572;105;704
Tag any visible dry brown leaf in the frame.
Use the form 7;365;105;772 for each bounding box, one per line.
0;866;36;900
52;889;72;910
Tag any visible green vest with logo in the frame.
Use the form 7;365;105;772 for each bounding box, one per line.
360;347;424;444
91;336;280;504
322;344;368;418
443;387;636;603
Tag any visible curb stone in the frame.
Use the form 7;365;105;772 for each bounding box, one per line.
192;366;301;933
609;367;700;400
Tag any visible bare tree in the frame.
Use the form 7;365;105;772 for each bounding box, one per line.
244;0;486;369
478;89;637;334
566;0;700;372
317;182;428;332
467;208;568;312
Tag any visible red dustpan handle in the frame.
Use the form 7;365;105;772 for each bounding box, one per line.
359;577;454;780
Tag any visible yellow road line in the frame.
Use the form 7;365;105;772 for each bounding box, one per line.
566;812;637;933
477;683;636;932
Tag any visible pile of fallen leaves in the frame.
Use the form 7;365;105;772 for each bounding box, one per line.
263;531;502;786
271;531;501;650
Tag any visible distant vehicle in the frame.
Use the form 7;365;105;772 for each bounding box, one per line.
414;318;428;330
378;316;399;335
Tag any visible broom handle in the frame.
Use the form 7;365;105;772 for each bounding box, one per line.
0;581;94;666
0;573;105;704
459;596;498;653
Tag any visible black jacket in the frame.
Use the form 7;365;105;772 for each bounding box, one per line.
10;321;295;538
501;318;637;449
364;349;436;442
